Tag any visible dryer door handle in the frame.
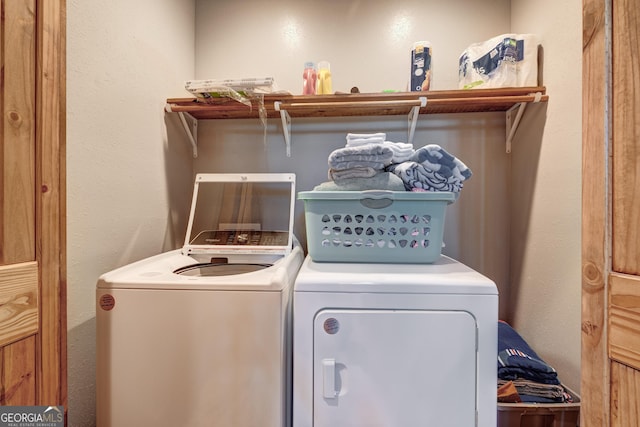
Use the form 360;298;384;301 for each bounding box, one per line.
322;358;338;399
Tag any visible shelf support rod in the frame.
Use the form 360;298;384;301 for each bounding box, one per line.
505;91;542;153
408;96;427;145
274;101;292;157
166;104;198;158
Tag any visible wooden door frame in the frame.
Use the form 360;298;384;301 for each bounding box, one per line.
35;0;67;406
582;0;610;425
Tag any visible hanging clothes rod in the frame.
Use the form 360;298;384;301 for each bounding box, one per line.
274;97;427;157
274;98;427;111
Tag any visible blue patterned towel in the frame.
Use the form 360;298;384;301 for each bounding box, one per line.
386;161;465;193
410;144;472;182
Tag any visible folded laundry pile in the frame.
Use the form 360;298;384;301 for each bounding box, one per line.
316;132;408;191
328;143;393;180
497;321;573;403
345;133;415;163
315;132;472;196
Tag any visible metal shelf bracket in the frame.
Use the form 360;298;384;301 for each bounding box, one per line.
505;91;542;153
274;101;292;157
408;96;427;145
166;104;198;158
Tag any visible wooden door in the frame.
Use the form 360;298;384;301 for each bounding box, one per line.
583;0;640;425
0;0;66;409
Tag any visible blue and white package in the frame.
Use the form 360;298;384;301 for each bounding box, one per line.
459;34;540;89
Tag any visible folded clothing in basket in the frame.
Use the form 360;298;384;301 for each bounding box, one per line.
345;132;387;145
410;144;472;182
321;135;470;197
498;379;572;404
315;172;406;191
345;133;416;163
497;321;578;404
387;161;465;193
328;144;394;171
386;144;471;194
498;321;560;385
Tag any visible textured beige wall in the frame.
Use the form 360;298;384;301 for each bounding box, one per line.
66;0;195;424
509;0;582;393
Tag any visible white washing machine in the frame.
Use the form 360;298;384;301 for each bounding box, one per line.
293;255;498;427
96;173;304;427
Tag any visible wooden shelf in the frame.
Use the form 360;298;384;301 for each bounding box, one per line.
165;87;548;157
165;87;548;120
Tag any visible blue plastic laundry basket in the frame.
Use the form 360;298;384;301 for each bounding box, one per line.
298;190;455;263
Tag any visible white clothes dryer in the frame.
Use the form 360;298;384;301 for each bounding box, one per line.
96;173;304;427
293;255;498;427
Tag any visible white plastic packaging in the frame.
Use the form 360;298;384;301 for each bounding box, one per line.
458;34;540;89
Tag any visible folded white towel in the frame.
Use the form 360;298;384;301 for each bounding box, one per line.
345;138;415;164
346;132;386;142
346;137;386;146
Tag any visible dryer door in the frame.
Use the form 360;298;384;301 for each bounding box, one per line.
313;309;477;427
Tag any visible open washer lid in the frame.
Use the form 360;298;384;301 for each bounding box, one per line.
182;173;296;257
